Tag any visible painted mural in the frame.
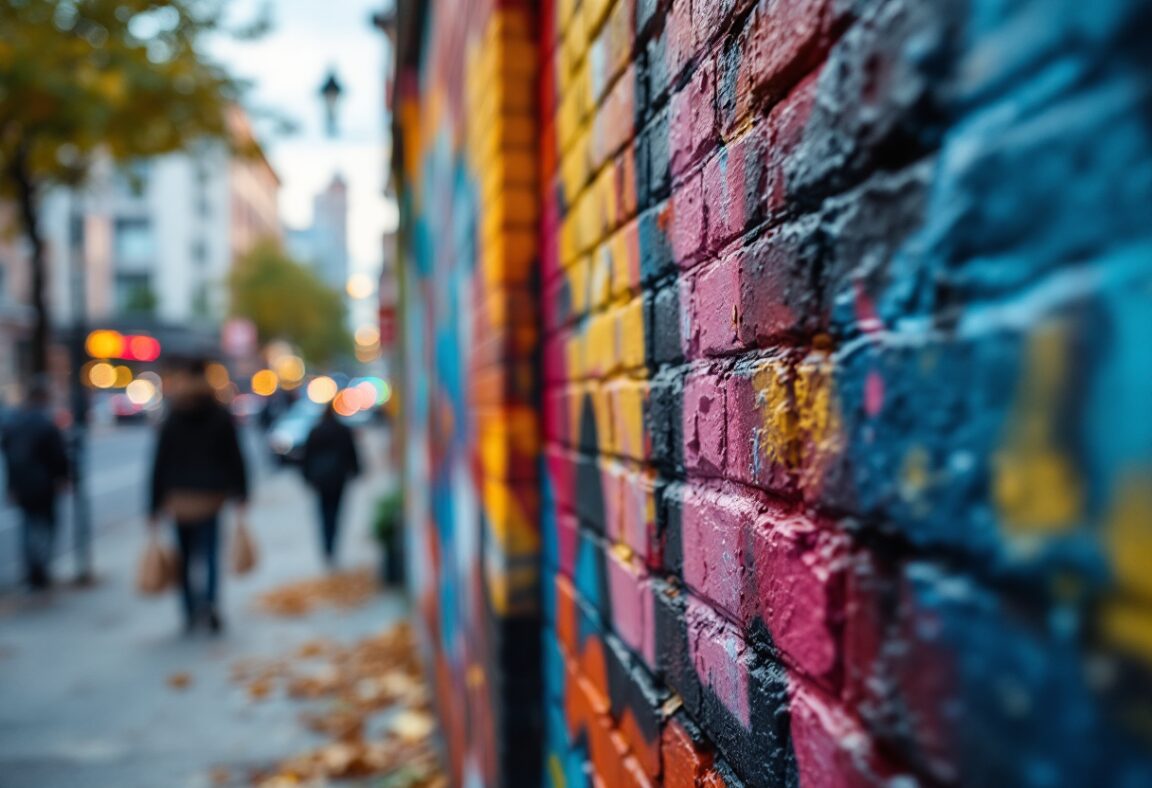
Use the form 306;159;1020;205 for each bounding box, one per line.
393;1;541;785
395;0;1152;785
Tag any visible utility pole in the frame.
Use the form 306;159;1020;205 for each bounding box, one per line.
67;190;93;585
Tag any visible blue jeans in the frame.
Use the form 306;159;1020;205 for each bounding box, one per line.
20;505;57;587
174;516;220;623
317;486;344;564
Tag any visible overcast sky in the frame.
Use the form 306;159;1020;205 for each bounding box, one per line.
211;0;397;280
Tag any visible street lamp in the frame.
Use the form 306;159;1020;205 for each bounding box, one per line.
319;70;344;138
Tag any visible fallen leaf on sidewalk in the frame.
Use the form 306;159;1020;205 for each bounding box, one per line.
255;569;379;617
167;672;193;690
390;710;435;741
235;621;446;786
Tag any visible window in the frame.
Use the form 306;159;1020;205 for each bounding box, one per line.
115;273;156;316
191;238;208;266
191;283;212;319
119;161;151;198
114;218;154;268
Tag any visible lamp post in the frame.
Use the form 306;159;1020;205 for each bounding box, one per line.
67;191;93;585
320;70;344;138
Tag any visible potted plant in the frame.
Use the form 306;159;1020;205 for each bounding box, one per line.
373;490;405;586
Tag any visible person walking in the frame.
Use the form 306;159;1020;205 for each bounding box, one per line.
302;403;361;568
1;381;70;590
148;358;248;634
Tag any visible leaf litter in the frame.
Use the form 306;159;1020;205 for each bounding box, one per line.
232;619;444;786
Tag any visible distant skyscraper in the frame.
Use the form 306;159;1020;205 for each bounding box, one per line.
293;174;349;293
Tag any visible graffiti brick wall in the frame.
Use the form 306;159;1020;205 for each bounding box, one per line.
397;0;1152;785
536;0;1152;784
392;1;541;784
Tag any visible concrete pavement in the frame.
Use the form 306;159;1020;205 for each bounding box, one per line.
0;427;406;788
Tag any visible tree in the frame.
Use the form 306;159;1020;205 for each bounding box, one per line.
229;240;351;365
0;0;241;375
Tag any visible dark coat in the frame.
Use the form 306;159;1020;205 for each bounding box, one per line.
149;395;248;516
302;416;361;493
1;406;70;511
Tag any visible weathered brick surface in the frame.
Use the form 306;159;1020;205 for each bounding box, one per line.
397;0;1152;784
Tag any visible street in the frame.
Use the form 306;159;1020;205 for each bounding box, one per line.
0;424;276;590
0;426;407;787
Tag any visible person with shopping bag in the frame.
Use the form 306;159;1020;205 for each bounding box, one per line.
148;357;250;634
301;403;361;569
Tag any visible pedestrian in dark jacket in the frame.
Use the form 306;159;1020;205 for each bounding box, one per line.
149;358;248;633
1;381;69;590
302;404;360;568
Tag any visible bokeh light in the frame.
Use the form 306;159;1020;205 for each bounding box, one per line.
126;335;161;362
355;325;380;347
206;362;230;390
345;273;375;300
113;365;133;388
86;330;124;359
306;376;338;404
274;354;306;388
139;371;162;392
332;389;359;417
88;361;116;389
251;369;279;397
126;379;157;405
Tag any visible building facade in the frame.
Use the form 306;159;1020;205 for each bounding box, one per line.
36;106;280;335
392;1;1152;786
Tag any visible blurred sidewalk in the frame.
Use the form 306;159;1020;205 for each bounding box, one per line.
0;427;406;788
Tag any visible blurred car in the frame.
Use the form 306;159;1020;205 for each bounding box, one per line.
110;393;148;423
267;398;324;465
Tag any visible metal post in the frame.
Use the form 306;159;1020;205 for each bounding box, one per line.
67;191;93;585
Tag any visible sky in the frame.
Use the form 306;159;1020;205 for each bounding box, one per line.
210;0;397;284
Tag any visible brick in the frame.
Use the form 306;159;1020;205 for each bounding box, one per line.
609;378;650;462
790;687;908;788
744;0;831;103
649;279;687;365
637;201;676;282
606;546;657;668
645;371;685;472
669;58;717;178
618;296;648;370
749;508;848;689
662;711;717;788
676;484;763;622
690;254;742;358
702;124;770;249
638;109;671;205
682;369;727;474
664;0;696;81
619;468;661;566
670;172;706;269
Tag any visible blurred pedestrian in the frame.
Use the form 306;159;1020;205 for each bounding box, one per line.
149;358;248;634
0;380;70;590
302;404;360;568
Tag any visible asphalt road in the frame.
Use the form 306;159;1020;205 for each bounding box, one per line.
0;423;271;589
